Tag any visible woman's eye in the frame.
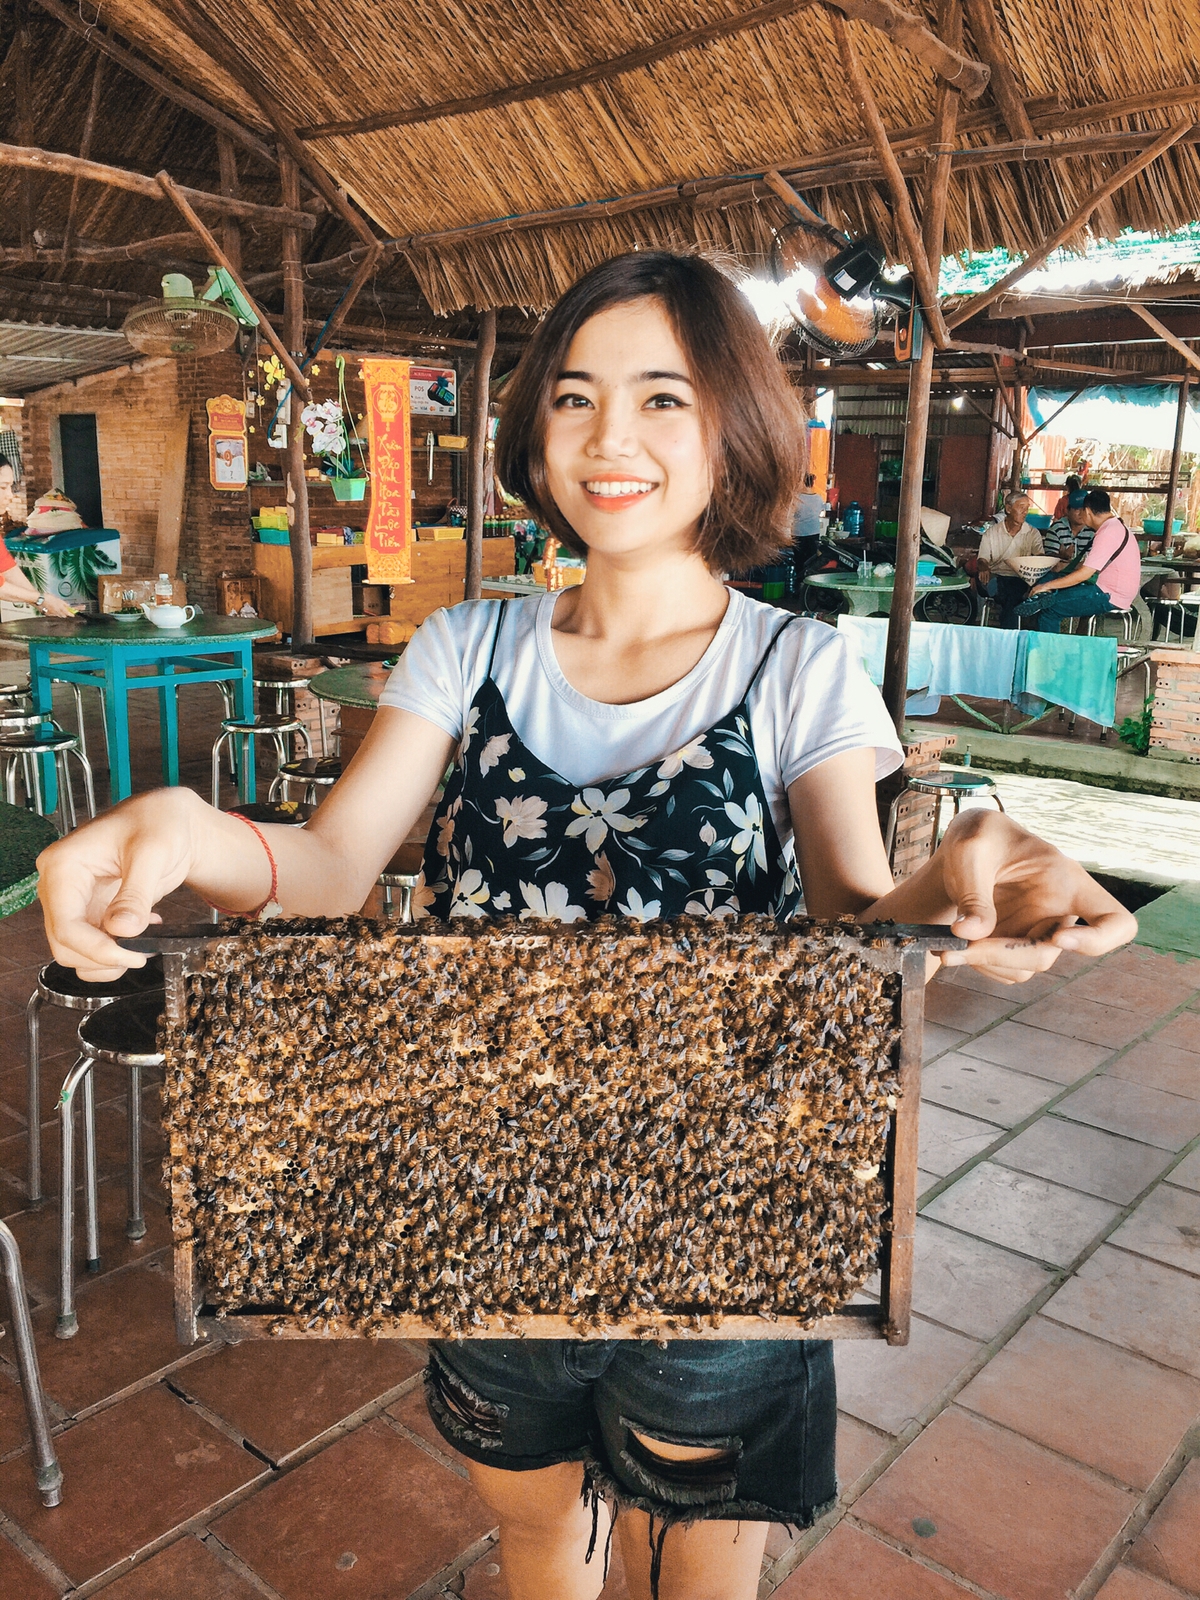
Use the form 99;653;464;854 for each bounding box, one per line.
552;392;592;410
645;392;686;409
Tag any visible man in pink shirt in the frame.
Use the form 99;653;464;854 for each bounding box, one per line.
1016;489;1140;632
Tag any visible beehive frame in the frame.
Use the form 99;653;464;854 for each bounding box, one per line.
127;920;960;1349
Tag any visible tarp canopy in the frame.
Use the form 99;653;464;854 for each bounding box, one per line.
1027;385;1200;451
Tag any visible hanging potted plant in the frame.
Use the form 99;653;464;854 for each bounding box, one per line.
300;358;369;502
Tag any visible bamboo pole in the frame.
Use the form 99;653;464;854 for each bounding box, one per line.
58;54;105;271
1162;377;1191;557
946;122;1192;330
762;169;846;243
217;135;242;276
306;244;383;365
466;309;498;603
14;0;33;260
959;0;1033;140
281;153;314;650
1128;304;1200;373
155;171;310;401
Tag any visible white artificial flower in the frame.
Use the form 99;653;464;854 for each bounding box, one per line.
519;880;586;922
565;787;646;853
494;794;548;846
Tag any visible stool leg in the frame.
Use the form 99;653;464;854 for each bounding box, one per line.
268;773;282;803
382;882;394;917
26;991;43;1204
212;733;225;809
399;883;414;924
82;1067;100;1274
882;793;903;864
0;1222;63;1507
71;684;88;763
318;700;328;757
4;754;16;805
126;1064;145;1240
56;1056;91;1337
69;747;96;821
55;750;75;835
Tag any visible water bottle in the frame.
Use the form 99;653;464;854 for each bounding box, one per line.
844;502;863;537
154;573;172;606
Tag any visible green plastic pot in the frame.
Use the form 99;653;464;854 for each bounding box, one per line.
330;477;367;502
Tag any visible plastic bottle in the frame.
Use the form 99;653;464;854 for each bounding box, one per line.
844;502;863;537
154;573;172;606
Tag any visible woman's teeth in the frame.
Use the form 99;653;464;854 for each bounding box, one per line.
585;481;655;496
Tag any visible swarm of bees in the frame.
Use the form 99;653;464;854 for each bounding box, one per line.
161;915;903;1337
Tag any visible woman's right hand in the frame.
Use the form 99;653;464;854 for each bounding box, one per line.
37;788;202;980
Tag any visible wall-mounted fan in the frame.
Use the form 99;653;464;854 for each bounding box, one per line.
122;271;256;358
771;212;921;362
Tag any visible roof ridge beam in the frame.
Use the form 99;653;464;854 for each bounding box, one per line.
1128;302;1200;372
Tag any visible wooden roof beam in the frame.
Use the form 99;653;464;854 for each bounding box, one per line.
1127;303;1200;373
3;230;206;265
945;121;1193;330
960;0;1033;139
298;0;986;140
31;0;276;169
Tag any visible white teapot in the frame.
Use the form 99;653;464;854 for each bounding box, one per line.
141;602;195;629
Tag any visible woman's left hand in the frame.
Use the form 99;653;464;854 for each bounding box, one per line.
39;593;76;618
894;809;1137;983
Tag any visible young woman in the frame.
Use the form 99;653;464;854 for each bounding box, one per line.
38;253;1134;1600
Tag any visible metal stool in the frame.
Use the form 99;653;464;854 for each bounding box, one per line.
255;675;330;756
1155;598;1186;643
1083;608;1136;642
229;799;314;827
1180;591;1200;643
268;755;342;807
210;714;310;809
884;768;1004;860
58;991;164;1338
0;1221;63;1505
26;958;165;1208
0;719;96;833
378;841;425;921
68;682;110;768
0;677;31;707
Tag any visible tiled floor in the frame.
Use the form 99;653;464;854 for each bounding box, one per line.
0;670;1198;1597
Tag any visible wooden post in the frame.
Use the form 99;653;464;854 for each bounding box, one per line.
281;153;313;647
1008;382;1026;490
466;308;497;603
217;135;242;275
1163;376;1191;557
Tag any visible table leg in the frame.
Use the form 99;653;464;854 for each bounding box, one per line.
106;657;133;803
233;647;256;804
158;664;180;787
30;645;59;815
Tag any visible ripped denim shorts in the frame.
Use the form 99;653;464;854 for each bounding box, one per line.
425;1337;837;1583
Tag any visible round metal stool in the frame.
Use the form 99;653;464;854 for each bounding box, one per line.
884;768;1005;861
58;990;165;1338
0;719;96;832
68;682;110;768
378;841;425;922
0;677;31;707
0;1222;62;1504
26;958;164;1208
255;675;329;756
229;799;315;827
211;714;311;809
268;755;342;807
1084;608;1136;642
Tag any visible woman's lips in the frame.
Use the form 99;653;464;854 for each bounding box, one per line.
580;479;658;512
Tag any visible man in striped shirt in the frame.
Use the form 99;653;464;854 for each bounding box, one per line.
1043;489;1093;564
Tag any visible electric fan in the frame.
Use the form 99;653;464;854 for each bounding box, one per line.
772;219;920;360
122;271;255;358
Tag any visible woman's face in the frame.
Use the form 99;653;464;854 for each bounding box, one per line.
544;297;712;563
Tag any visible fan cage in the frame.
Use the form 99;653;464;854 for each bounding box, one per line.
122;298;239;357
771;224;885;361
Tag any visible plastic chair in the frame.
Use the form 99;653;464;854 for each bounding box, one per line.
268;755;342;807
0;1221;63;1505
210;714;311;809
883;768;1004;860
58;991;165;1338
378;841;425;922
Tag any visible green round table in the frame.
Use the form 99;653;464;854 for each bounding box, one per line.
310;661;394;710
0;800;57;917
805;570;972;617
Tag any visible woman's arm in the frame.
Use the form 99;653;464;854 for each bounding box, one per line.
0;565;75;616
38;706;456;979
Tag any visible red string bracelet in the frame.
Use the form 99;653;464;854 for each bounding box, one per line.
203;812;282;920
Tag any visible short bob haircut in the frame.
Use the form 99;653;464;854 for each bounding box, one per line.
495;252;805;572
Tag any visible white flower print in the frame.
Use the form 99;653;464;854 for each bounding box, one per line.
459;704;481;757
699;820;718;847
494;794;548;846
684;888;740;919
478;733;510;774
656;736;714;780
586;851;615;904
565;787;647;853
410;874;438;920
725;794;767;873
449;868;490;918
492;890;512;911
436;794;461;858
617;886;661;922
705;867;731;887
508;767;525;782
519;880;587;922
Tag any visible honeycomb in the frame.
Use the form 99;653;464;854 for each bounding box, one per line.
161;915;904;1337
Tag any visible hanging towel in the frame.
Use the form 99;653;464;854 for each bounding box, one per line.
1014;632;1118;726
836;616;934;701
836;618;1017;714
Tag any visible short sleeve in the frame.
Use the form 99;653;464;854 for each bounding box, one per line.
377;606;471;741
772;626;904;790
0;539;15;574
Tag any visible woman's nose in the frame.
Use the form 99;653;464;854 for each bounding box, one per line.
584;398;639;459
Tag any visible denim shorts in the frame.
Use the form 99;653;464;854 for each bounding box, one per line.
425;1337;837;1533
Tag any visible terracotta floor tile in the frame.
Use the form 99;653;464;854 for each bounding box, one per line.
924;984;1016;1034
923;1163;1120;1267
921;1054;1057;1128
836;1414;891;1490
178;1338;424;1464
1094;1566;1191;1600
1012;993;1150;1050
1058;967;1199;1017
87;1534;262;1599
215;1416;492;1600
1043;1244;1200;1379
834;1316;980;1436
1055;1077;1200;1152
917;1103;1002;1177
1108;1184;1200;1276
909;1218;1055;1339
922;1023;968;1062
1169;1145;1200;1193
386;1382;455;1458
1153;1013;1200;1054
0;1105;146;1195
956;1315;1200;1491
0;1529;59;1600
0;1383;262;1586
1102;947;1200;984
1128;1458;1200;1592
854;1407;1136;1600
941;966;1061;1002
771;1520;974;1599
960;1019;1115;1083
0;1182;171;1304
994;1117;1174;1205
1109;1041;1200;1102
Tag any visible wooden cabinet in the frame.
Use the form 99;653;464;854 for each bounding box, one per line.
833;434;880;536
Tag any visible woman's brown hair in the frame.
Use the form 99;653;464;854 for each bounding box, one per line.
495;252;805;571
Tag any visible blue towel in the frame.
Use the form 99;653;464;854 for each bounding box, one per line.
837;616;933;693
1015;632;1118;726
836;618;1016;714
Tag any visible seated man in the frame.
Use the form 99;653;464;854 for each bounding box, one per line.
1051;473;1082;519
1043;489;1093;563
1017;489;1140;633
976;489;1043;628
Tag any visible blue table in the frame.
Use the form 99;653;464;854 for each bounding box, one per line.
0;616;276;807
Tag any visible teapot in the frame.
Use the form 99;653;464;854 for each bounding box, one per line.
141;602;195;629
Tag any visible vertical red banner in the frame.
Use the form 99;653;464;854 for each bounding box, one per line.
361;358;413;584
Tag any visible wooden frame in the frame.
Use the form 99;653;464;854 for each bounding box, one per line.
125;923;960;1350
